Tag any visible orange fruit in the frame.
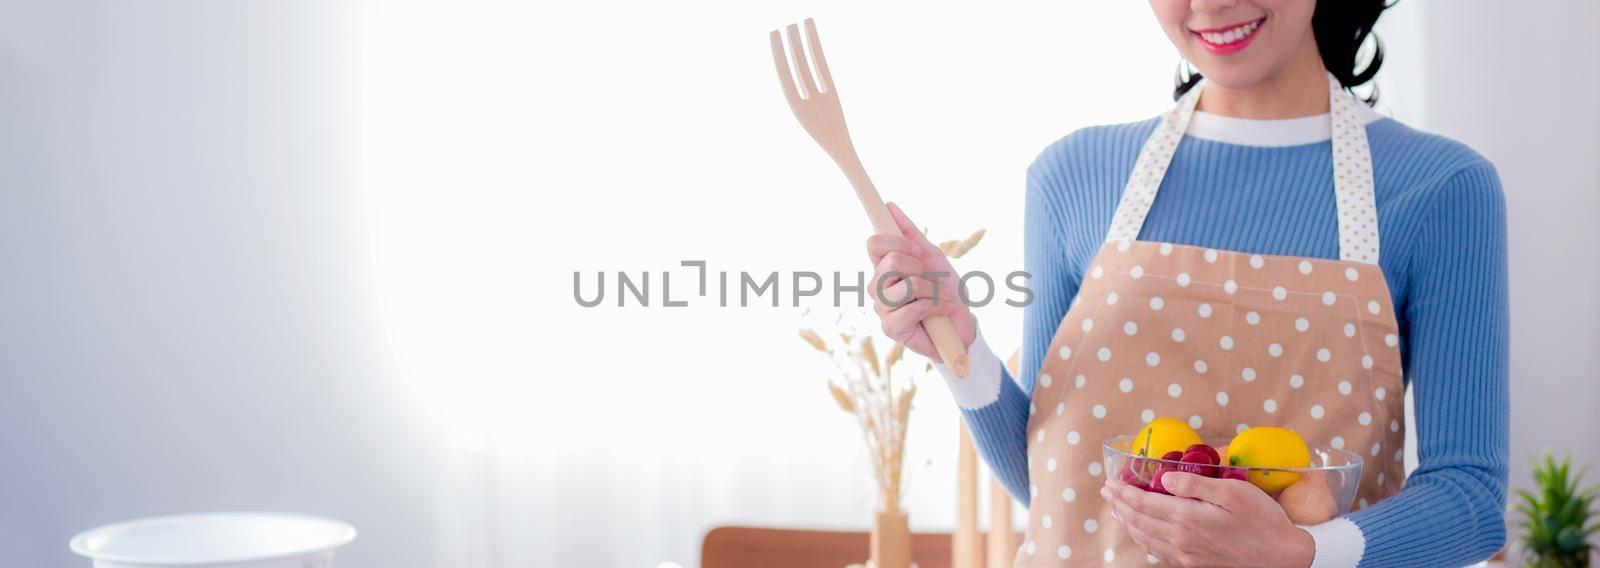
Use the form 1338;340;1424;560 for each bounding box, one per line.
1277;476;1338;524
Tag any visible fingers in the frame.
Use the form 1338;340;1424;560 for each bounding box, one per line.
1103;481;1181;543
879;276;943;307
1106;481;1191;566
1122;522;1181;566
877;297;946;344
885;202;919;238
865;233;918;265
885;202;942;256
1159;472;1245;512
871;251;924;297
1107;478;1193;524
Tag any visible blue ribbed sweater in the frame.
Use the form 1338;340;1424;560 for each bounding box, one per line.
964;116;1509;567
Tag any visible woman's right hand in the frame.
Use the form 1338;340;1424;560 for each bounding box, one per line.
865;202;978;363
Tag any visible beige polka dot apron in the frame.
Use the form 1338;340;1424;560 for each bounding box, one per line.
1018;74;1405;566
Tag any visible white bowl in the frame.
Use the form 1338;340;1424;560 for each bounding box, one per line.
69;512;356;568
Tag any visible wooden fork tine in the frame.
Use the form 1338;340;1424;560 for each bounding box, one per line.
784;23;818;100
769;30;802;111
802;18;832;94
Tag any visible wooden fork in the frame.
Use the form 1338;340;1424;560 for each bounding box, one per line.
770;18;969;378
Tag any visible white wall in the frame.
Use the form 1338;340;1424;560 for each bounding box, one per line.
0;2;439;566
1397;0;1600;498
357;1;1180;566
1;1;1596;566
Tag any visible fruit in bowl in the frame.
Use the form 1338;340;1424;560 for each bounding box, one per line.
1226;426;1312;494
1119;442;1242;495
1103;418;1363;522
1277;474;1340;524
1132;417;1205;459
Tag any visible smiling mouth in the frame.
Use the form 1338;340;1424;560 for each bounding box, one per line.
1192;17;1265;54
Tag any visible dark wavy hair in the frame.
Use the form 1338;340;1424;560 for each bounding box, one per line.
1175;1;1391;105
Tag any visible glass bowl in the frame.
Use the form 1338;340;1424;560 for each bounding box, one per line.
1101;434;1364;521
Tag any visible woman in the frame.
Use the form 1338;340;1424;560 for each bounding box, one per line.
865;0;1508;566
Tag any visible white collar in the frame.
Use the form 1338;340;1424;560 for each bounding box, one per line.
1108;73;1383;263
1183;100;1385;148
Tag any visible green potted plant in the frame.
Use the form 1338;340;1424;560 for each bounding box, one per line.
1515;451;1599;567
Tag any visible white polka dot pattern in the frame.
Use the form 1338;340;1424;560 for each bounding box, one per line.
1103;84;1203;247
1105;74;1381;265
1020;74;1403;567
1020;239;1406;566
1328;74;1381;264
1020;249;1402;567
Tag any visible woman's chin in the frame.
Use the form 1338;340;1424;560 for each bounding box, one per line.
1186;64;1274;92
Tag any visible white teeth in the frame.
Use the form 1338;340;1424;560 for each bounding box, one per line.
1201;20;1259;45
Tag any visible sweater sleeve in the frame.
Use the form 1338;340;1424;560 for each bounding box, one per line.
1345;161;1511;566
942;153;1080;507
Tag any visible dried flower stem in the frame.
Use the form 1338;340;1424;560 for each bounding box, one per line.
801;228;982;514
810;332;918;512
800;329;828;352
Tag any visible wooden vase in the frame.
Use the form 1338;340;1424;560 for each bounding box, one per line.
871;509;911;568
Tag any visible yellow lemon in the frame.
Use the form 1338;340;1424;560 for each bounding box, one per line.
1132;417;1203;458
1226;427;1312;494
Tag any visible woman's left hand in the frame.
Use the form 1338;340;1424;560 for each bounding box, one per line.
1102;471;1315;568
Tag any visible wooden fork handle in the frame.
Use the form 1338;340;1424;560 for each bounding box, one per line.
922;316;970;378
839;157;971;378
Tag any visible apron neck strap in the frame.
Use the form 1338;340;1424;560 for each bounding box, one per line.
1103;73;1380;264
